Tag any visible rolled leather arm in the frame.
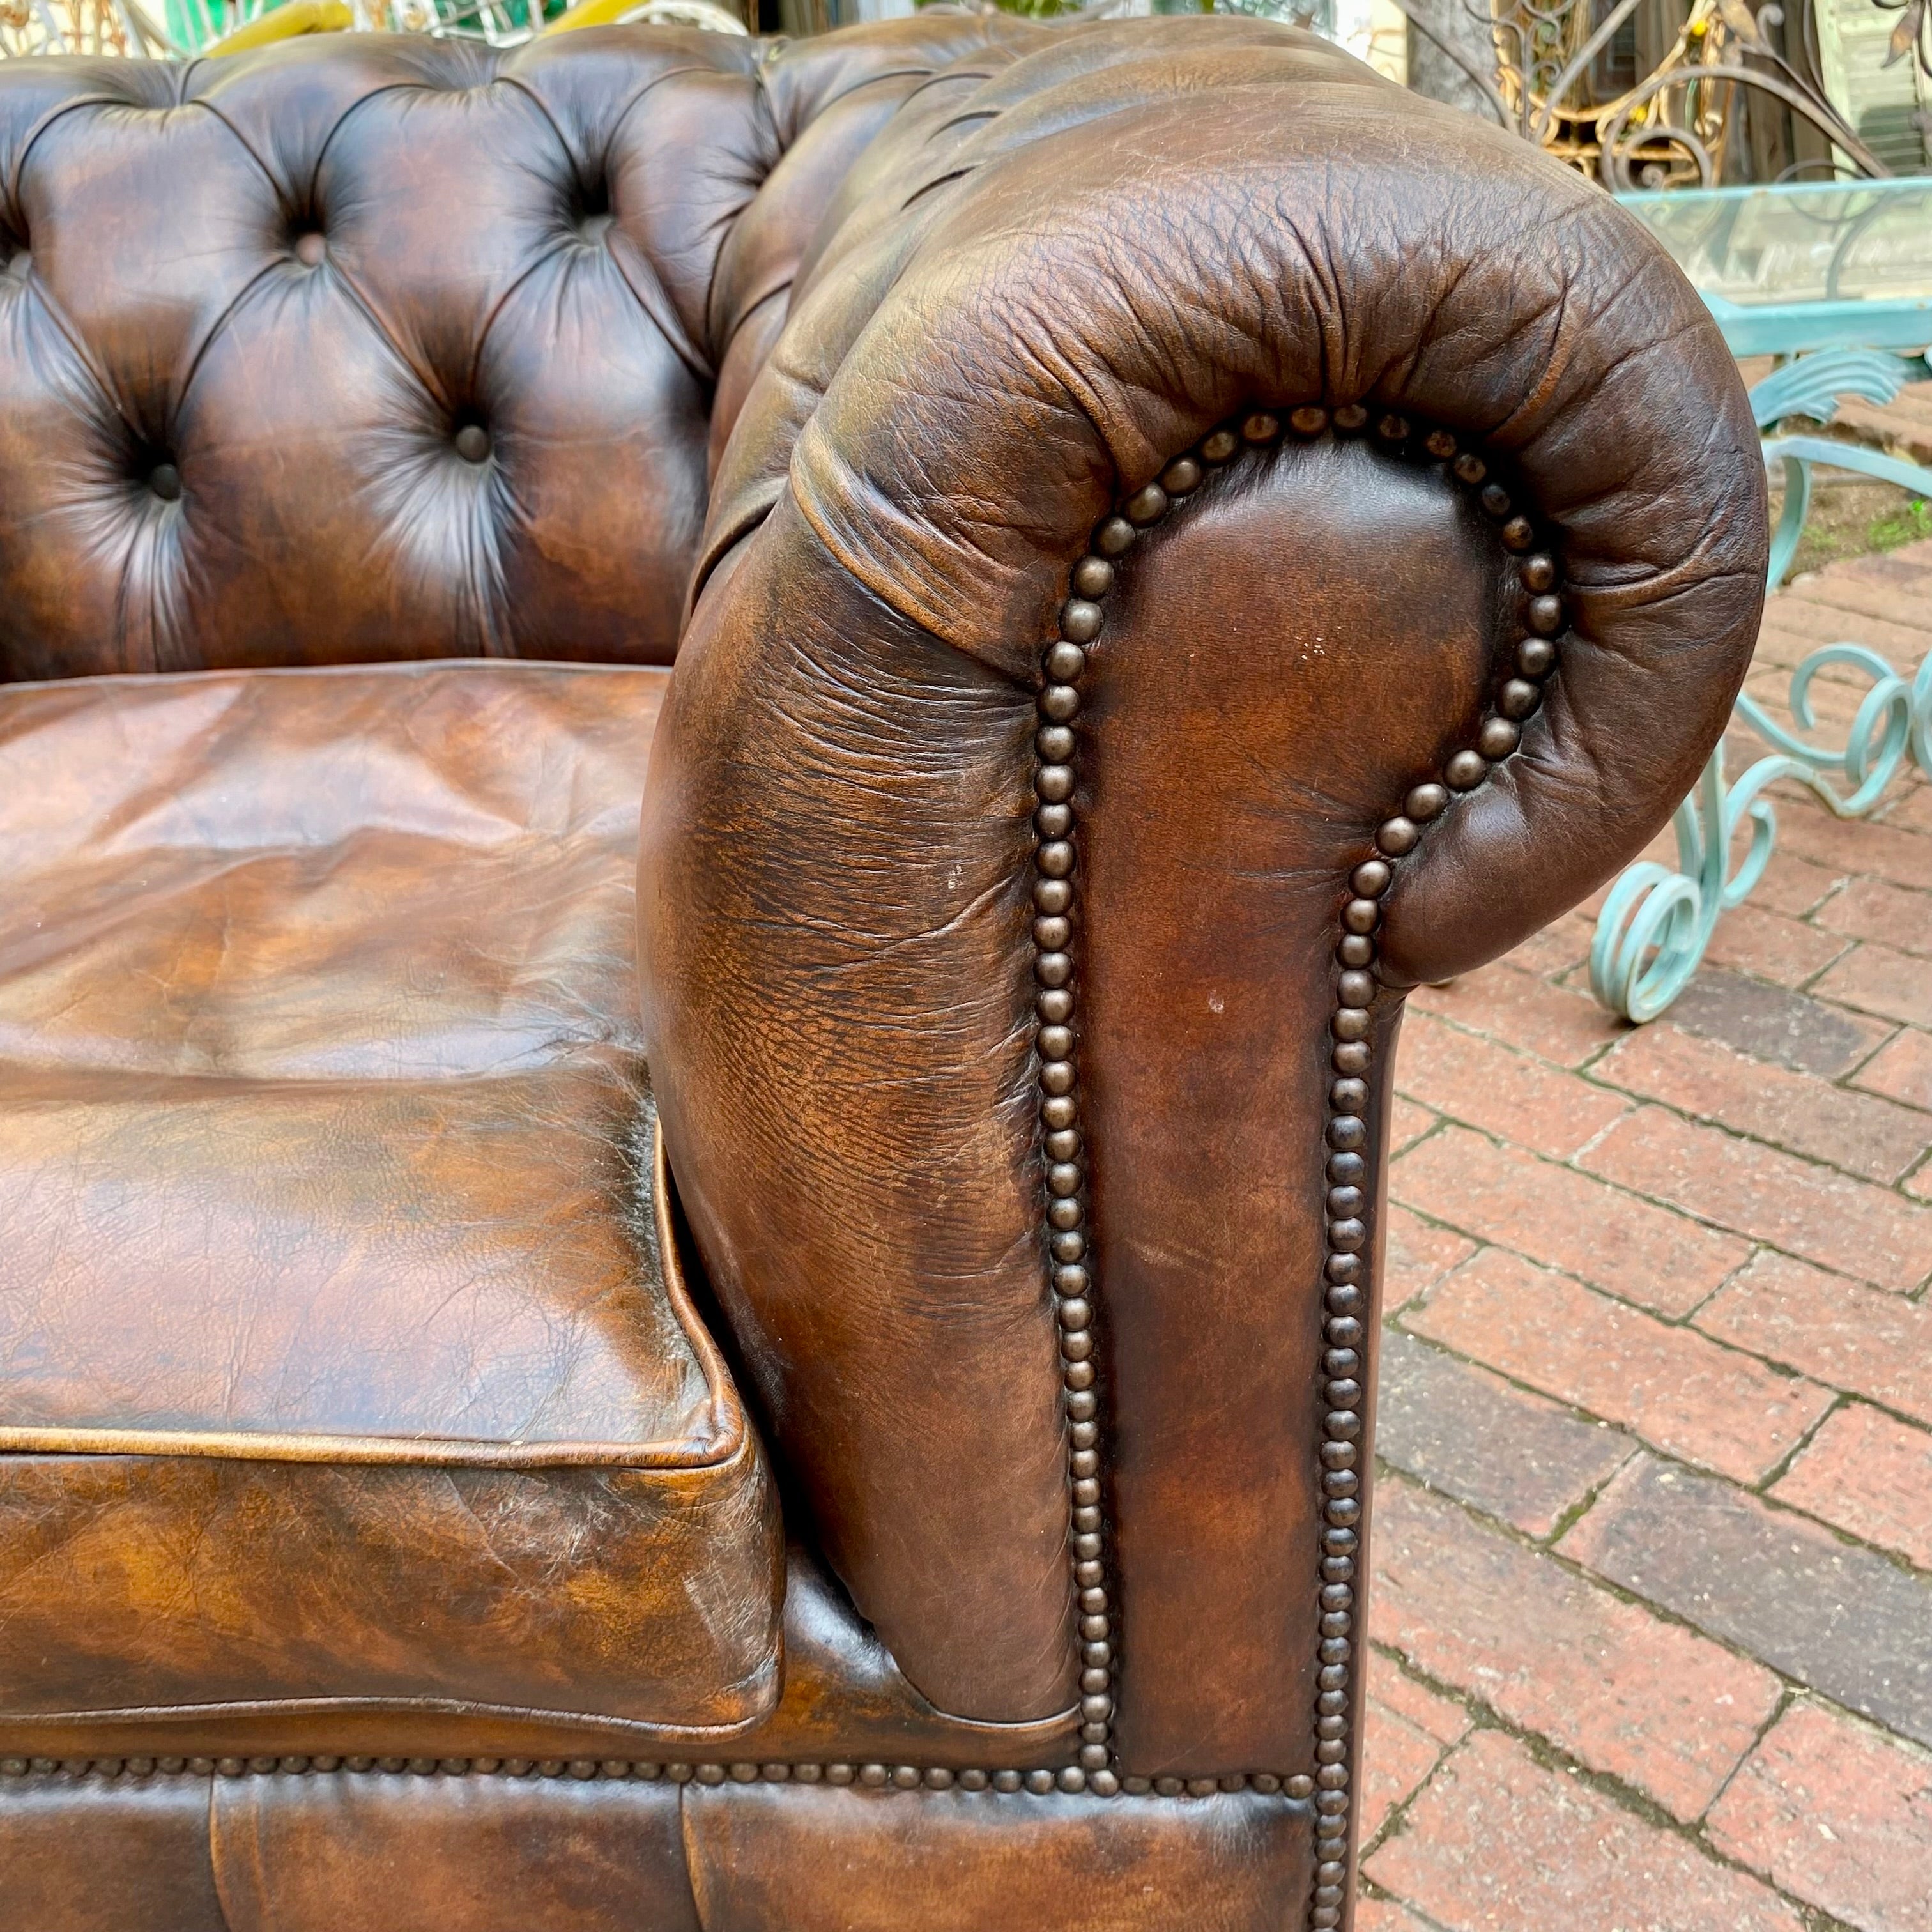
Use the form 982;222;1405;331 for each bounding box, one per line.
640;20;1766;1775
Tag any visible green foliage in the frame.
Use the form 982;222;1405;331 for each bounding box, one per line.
1867;495;1932;551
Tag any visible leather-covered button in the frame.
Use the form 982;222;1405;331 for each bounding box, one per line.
293;232;326;268
148;463;181;502
454;425;491;464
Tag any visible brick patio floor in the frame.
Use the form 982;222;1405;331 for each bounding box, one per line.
1362;539;1932;1931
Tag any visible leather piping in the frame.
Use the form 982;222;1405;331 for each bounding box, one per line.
0;1116;746;1473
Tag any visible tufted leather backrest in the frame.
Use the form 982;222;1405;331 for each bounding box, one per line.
0;16;1033;681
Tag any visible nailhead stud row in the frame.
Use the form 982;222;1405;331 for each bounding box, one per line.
1029;414;1298;1792
1033;400;1563;1919
0;1754;1289;1795
1032;459;1133;1800
1310;408;1562;1931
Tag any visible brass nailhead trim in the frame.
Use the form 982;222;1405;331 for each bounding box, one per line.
0;420;1557;1860
0;1754;1284;1797
1312;404;1561;1931
1034;404;1562;1917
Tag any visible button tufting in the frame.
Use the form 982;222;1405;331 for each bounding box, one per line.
148;463;182;502
454;425;491;464
293;233;326;268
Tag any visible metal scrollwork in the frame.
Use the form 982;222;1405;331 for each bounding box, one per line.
0;0;170;56
1388;0;1889;188
1592;648;1929;1020
1590;352;1932;1023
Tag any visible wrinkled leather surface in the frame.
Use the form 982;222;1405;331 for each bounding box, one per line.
0;663;781;1733
728;1546;1077;1769
0;19;1029;679
0;1545;1077;1765
3;1774;226;1932
684;1783;1314;1932
0;1768;1308;1932
213;1770;701;1932
642;13;1765;1738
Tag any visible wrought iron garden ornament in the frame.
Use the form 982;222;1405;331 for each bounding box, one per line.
1590;353;1932;1023
1873;0;1931;84
1392;0;1887;185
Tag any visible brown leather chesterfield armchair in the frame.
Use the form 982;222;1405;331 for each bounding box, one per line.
0;13;1767;1930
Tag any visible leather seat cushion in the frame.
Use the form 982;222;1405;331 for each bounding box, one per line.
0;662;781;1735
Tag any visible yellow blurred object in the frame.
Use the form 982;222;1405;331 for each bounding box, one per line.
204;0;353;54
546;0;747;33
546;0;632;28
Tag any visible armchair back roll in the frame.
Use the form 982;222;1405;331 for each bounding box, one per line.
0;17;1027;677
0;14;1767;1931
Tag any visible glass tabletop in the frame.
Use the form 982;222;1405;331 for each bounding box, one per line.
1615;176;1932;357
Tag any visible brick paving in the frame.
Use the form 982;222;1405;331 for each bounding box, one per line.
1362;538;1932;1930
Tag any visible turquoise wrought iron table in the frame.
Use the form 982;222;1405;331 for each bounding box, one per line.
1590;176;1932;1022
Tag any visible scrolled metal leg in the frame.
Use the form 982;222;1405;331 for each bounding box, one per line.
1591;646;1924;1022
1592;750;1738;1022
1590;374;1932;1025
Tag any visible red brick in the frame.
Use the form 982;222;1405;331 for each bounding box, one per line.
1363;1730;1805;1932
1852;1025;1932;1110
1393;1124;1750;1317
1666;969;1891;1078
1563;1455;1932;1749
1752;616;1827;675
1753;847;1850;917
1706;1701;1932;1932
1581;1106;1932;1292
1764;583;1932;660
1376;1328;1635;1538
1499;907;1595;977
1395;1012;1630;1160
1771;1402;1932;1572
1367;1646;1473;1749
1745;666;1868;732
1359;1687;1456;1850
1785;569;1932;632
1911;1158;1932;1204
1772;800;1932;893
1405;1248;1830;1482
1407;962;1623;1069
1814;940;1932;1028
1703;900;1851;987
1387;1095;1436;1154
1354;1900;1435;1932
1697;1251;1932;1426
1381;1204;1475;1313
1595;1023;1932;1184
1370;1480;1782;1820
1817;877;1932;957
1885;777;1932;836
